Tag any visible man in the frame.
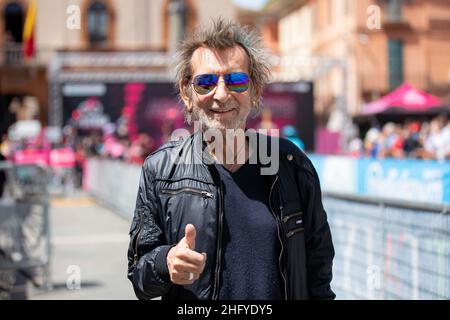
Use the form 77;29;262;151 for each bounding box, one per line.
127;19;335;300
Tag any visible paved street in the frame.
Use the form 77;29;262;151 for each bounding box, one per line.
29;194;136;300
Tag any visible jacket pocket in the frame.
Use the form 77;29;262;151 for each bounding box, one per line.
282;211;303;223
160;187;214;199
129;211;141;235
130;211;144;266
282;206;305;240
287;226;304;238
283;210;304;233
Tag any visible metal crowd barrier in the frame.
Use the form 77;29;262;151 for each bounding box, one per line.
85;158;141;220
0;201;51;269
0;162;52;300
324;192;450;300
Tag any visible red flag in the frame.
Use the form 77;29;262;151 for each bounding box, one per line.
23;0;37;59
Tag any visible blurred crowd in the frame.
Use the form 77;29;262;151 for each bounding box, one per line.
2;115;449;177
352;115;450;161
0;126;159;191
73;131;156;166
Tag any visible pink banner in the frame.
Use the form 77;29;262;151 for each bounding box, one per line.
49;148;76;168
315;128;341;155
13;149;49;166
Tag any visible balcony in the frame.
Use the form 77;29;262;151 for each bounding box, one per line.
1;42;23;66
381;0;412;32
0;42;52;67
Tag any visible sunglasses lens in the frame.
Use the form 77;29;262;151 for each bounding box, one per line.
193;74;218;95
225;72;250;93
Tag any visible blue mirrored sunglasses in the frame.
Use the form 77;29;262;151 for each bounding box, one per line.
191;72;250;95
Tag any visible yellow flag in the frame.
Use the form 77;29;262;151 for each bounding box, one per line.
23;0;37;58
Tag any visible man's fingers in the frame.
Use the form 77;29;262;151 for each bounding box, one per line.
178;248;206;266
172;259;205;274
171;275;194;285
170;270;200;285
171;250;206;272
184;224;196;250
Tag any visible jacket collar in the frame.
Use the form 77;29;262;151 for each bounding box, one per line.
190;128;279;179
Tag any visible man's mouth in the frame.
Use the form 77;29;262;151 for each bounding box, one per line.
210;108;236;114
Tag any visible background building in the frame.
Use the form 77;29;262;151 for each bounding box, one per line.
263;0;450;135
0;0;236;135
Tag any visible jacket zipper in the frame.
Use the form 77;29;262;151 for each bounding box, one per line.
160;188;214;199
269;175;288;300
211;170;224;300
282;211;303;223
287;227;304;238
132;212;144;267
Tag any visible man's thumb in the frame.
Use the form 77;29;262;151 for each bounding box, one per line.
184;224;196;250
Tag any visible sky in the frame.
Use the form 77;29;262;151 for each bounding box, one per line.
232;0;267;10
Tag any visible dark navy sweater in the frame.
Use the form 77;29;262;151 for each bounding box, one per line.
215;160;283;300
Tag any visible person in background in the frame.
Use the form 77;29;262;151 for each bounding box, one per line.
441;118;450;159
74;142;86;189
403;121;421;158
363;127;380;158
423;116;446;160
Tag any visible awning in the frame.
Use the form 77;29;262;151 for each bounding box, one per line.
362;83;442;115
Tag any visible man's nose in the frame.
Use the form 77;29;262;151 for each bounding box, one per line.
213;80;230;103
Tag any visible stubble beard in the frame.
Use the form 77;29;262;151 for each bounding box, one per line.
190;101;248;133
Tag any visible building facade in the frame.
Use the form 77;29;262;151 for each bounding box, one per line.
0;0;236;133
266;0;450;122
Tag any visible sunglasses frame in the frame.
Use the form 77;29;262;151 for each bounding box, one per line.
190;72;250;95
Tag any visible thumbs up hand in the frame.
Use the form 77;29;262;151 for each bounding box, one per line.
167;224;207;285
183;223;196;250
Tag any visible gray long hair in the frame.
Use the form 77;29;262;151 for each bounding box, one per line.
174;18;272;115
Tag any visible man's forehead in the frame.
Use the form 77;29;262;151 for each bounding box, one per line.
190;45;249;74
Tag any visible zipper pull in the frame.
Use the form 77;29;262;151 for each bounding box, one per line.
202;191;214;199
133;253;138;267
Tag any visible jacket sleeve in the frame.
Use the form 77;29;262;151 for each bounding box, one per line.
299;156;336;300
127;159;174;299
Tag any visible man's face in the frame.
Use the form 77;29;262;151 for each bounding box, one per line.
181;46;254;132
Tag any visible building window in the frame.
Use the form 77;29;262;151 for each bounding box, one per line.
386;0;403;22
87;1;109;47
388;38;404;90
3;2;24;42
163;0;197;51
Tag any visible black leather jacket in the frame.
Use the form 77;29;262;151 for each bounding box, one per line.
127;131;335;300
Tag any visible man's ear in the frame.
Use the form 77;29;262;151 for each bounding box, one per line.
179;80;193;112
251;85;262;109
